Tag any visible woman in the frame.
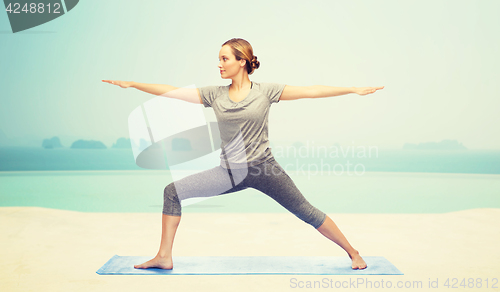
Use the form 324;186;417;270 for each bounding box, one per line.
103;38;383;271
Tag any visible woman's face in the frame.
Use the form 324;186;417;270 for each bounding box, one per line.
218;45;245;79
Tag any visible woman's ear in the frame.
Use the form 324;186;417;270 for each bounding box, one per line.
239;59;247;68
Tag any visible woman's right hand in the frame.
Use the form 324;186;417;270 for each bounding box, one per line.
102;80;134;88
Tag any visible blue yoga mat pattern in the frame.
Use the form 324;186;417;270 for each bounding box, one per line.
97;255;403;275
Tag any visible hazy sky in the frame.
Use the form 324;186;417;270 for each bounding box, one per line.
1;0;499;149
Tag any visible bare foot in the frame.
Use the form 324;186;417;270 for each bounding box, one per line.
134;255;173;270
348;250;367;270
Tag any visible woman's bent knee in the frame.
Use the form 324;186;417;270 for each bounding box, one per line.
296;207;326;229
312;212;327;229
163;183;182;216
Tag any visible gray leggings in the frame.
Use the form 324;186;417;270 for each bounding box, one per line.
163;157;327;229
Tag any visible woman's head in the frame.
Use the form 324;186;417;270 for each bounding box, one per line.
218;38;260;79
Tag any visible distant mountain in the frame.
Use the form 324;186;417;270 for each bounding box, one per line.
112;137;132;148
403;139;467;150
292;141;305;148
71;139;107;149
42;136;63;149
172;138;192;151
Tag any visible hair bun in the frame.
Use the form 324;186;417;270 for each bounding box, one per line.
251;55;260;69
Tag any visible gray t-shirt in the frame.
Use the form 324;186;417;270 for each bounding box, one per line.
199;81;286;169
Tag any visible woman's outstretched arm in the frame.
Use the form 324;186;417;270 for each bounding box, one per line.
280;85;384;101
102;80;177;95
102;80;203;104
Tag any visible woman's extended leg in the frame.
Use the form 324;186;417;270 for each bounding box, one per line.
316;215;367;269
248;159;367;270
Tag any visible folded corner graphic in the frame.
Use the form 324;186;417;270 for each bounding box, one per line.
4;0;79;33
128;85;248;207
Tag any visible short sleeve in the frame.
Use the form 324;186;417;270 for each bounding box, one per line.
198;86;219;108
260;83;286;104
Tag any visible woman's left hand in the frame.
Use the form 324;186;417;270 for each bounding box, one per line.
355;86;384;96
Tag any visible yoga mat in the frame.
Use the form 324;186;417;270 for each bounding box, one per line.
97;255;403;275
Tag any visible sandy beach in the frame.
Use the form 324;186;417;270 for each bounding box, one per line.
1;207;499;291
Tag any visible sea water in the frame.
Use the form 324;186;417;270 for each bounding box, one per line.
1;169;498;214
1;147;499;213
1;147;500;174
